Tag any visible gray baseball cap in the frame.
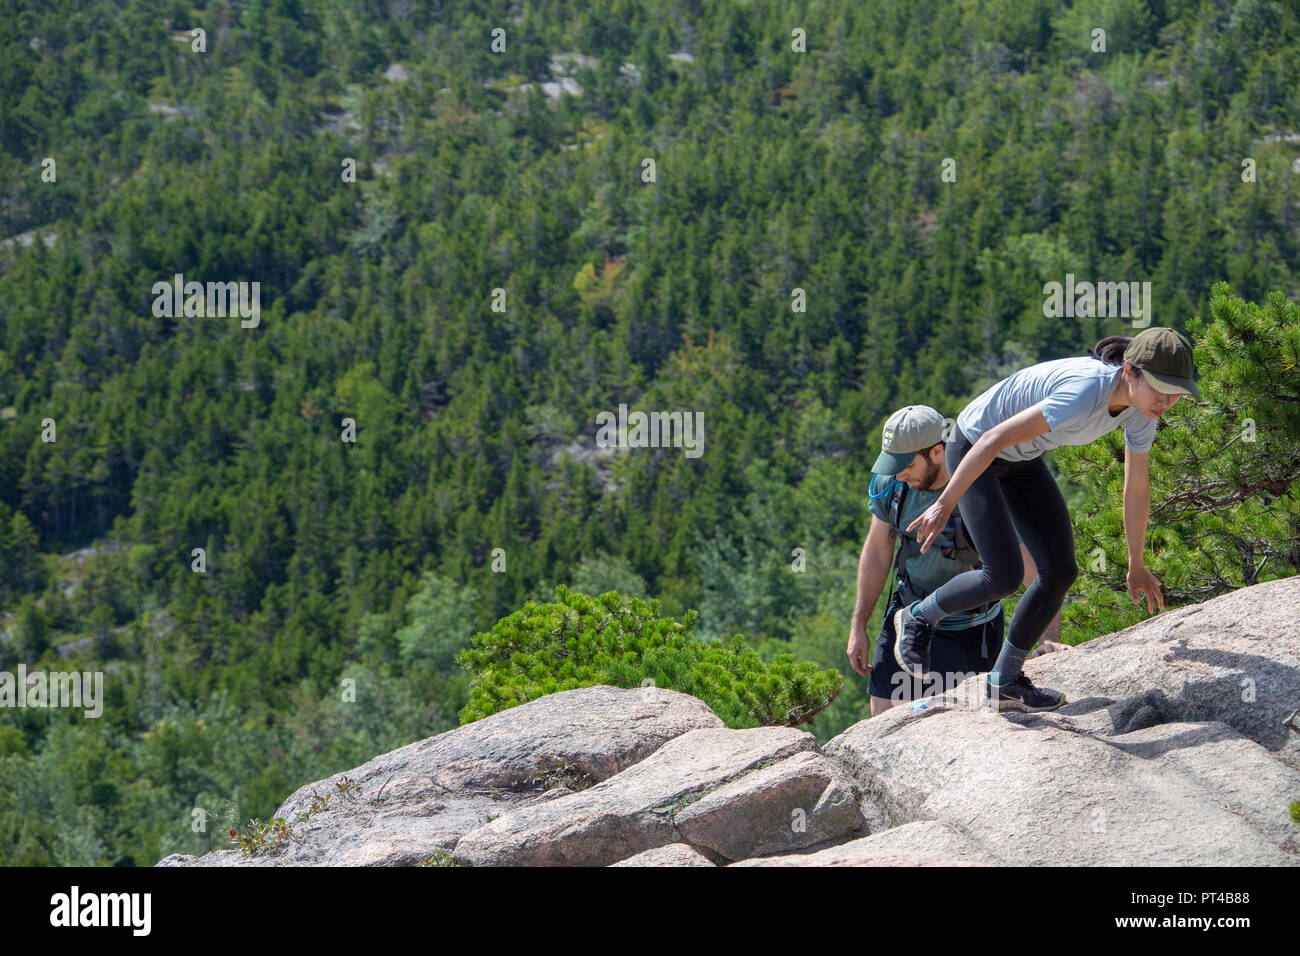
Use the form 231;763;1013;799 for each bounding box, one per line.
872;405;946;475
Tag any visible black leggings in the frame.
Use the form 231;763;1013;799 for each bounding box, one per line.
931;426;1078;650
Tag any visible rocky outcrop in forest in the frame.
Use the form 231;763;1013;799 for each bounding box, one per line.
158;577;1300;867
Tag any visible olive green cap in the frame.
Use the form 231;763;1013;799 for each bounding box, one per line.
1124;327;1202;400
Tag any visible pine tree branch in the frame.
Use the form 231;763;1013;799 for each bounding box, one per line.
1153;476;1296;521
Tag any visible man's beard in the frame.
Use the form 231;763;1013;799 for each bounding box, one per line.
919;458;942;491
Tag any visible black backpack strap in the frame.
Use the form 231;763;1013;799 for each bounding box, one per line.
947;505;995;619
887;480;916;599
887;477;906;528
947;506;983;569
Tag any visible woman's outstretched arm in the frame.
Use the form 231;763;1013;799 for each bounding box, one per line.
907;405;1051;553
1123;449;1164;612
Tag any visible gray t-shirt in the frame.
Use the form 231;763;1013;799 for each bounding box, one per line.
956;357;1157;462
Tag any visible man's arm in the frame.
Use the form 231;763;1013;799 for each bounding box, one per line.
1123;449;1164;612
847;516;897;676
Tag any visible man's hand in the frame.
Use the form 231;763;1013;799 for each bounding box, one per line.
1127;564;1164;613
906;498;954;554
847;619;872;677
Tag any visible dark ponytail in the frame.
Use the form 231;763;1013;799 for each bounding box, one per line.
1088;336;1131;366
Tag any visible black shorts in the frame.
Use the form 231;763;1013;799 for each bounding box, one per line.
867;588;1005;704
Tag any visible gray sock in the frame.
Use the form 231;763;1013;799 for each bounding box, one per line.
912;592;947;627
990;641;1030;685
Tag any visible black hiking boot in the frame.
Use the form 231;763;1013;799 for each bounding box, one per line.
892;602;936;679
984;673;1066;713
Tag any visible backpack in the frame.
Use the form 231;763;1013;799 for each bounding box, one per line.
873;475;986;608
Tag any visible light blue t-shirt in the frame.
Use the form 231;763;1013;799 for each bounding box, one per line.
956;357;1157;462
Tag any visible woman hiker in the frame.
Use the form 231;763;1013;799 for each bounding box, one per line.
893;327;1202;712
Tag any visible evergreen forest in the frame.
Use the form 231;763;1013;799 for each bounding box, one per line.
1;0;1298;865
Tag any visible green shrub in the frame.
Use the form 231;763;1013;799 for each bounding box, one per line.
455;585;843;729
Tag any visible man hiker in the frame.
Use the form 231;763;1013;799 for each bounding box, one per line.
898;328;1201;713
847;404;1066;716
